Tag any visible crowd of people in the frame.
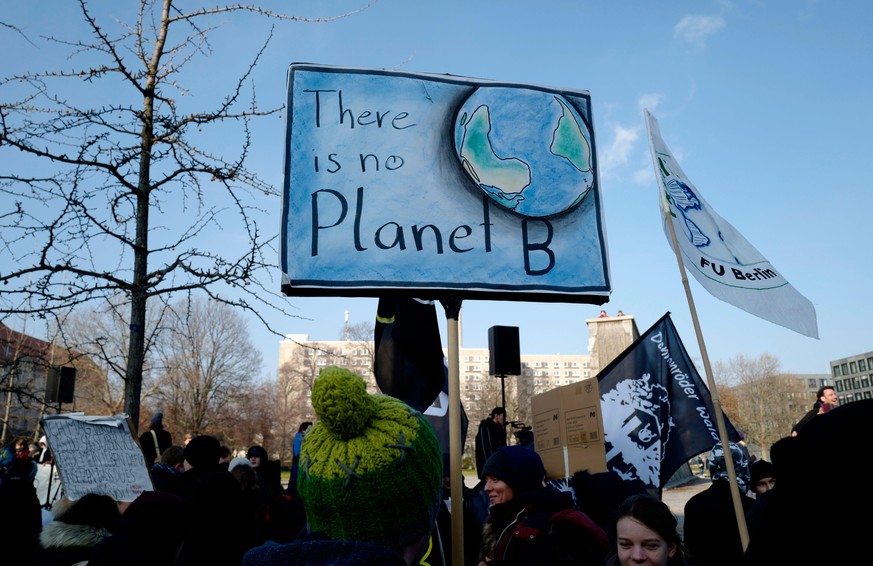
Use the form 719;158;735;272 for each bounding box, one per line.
0;374;865;565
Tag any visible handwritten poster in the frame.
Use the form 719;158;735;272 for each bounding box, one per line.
281;64;611;304
41;413;153;501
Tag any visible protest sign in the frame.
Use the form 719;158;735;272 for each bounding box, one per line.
41;413;153;501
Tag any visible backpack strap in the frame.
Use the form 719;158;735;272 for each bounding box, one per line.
150;430;161;460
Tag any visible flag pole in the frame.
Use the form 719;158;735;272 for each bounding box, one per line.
441;296;465;566
663;203;750;550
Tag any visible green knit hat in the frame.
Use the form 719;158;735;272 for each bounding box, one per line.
297;366;443;549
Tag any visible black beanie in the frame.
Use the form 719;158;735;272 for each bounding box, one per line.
182;435;220;469
481;446;545;495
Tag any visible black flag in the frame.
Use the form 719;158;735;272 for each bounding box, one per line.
598;312;740;489
373;296;445;413
423;359;469;464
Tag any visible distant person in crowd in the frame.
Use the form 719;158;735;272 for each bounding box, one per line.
40;492;121;566
172;434;221;503
572;469;647;550
606;493;689;566
598;309;609;318
683;441;754;566
229;457;273;546
286;421;313;497
475;407;507;477
745;458;778;538
736;430;753;463
791;385;837;436
478;445;608;565
27;440;41;460
0;435;29;467
89;490;191;566
247;445;281;495
246;444;300;543
175;434;257;565
150;444;185;493
617;310;624;316
0;458;42;564
138;411;173;465
37;435;52;464
219;444;232;467
182;432;194;445
744;400;872;564
749;459;776;496
242;366;443;566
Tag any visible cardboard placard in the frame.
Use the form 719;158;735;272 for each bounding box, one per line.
41;413;153;501
531;378;607;479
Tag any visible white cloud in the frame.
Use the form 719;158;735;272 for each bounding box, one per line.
633;166;654;186
638;93;663;114
601;124;639;179
673;14;725;46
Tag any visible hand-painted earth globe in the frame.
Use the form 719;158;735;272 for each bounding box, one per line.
454;86;594;218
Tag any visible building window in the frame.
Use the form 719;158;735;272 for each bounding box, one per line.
850;361;858;374
842;363;849;375
868;357;873;369
861;376;870;389
860;359;868;372
833;365;841;377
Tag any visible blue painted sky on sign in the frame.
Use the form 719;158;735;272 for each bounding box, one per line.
3;1;872;380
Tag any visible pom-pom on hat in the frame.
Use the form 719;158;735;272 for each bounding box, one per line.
297;366;442;550
481;445;546;496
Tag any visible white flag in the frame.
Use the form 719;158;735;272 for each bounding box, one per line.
645;110;818;339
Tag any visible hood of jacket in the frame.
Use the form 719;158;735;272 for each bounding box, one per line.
40;519;112;550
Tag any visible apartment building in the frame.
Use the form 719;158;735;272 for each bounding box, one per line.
829;351;873;403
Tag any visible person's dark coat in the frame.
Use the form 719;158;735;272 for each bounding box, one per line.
242;531;408;566
683;480;754;566
39;493;121;566
790;400;821;435
744;399;873;564
139;424;173;465
89;490;190;566
0;459;43;565
177;468;260;566
481;485;608;565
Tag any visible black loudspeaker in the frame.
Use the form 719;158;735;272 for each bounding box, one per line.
58;367;76;404
45;369;60;403
488;326;521;376
46;367;76;404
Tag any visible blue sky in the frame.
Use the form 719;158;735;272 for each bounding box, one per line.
4;1;872;380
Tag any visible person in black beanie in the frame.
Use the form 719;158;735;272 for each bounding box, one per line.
138;411;173;465
479;446;608;565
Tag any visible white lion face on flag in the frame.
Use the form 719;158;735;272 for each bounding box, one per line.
600;375;674;487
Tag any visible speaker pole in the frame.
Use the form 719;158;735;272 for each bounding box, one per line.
42;398;62;510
